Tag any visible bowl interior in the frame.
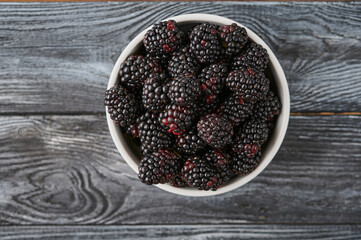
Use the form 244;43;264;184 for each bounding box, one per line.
107;14;290;197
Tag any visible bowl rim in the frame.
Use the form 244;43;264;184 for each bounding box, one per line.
106;13;290;197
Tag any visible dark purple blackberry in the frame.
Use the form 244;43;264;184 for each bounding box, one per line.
119;55;162;89
142;73;169;112
167;47;199;78
168;75;201;106
232;43;269;72
199;62;228;104
196;97;221;117
104;85;139;127
159;104;196;136
197;113;234;148
218;23;248;56
137;111;173;152
138;150;181;185
232;119;269;158
146;53;169;67
217;94;254;125
253;91;282;122
176;127;207;155
170;175;188;188
225;67;270;103
141;145;152;156
181;156;220;191
204;149;233;186
231;151;262;176
189;23;222;64
144;20;184;57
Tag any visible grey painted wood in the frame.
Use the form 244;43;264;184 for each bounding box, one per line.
0;115;360;225
1;2;361;114
1;225;361;240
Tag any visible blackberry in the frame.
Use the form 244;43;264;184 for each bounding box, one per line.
168;75;201;106
232;43;269;72
204;149;233;186
144;20;184;57
182;156;220;191
253;91;282;122
126;122;139;138
159;104;196;135
167;47;199;78
231;151;262;176
137;111;173;152
146;53;169;67
197;113;234;148
218;23;248;56
199;62;228;103
232;119;269;157
119;55;162;89
217;94;254;125
141;145;152;156
189;23;222;64
197;97;221;117
142;73;169;112
104;85;139;127
225;67;270;103
170;175;188;188
176;127;207;155
138;150;181;185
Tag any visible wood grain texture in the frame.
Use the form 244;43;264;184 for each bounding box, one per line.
0;2;360;114
1;225;361;240
0;115;360;225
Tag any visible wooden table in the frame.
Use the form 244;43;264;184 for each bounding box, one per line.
1;2;360;239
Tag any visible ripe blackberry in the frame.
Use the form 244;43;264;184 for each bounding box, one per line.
167;47;199;78
218;23;248;56
142;73;169;112
232;43;269;72
197;97;221;117
197;113;234;148
199;62;228;104
231;151;262;176
137;111;173;152
144;20;184;57
232;119;269;157
176;127;207;155
182;156;220;191
253;91;282;122
119;55;162;89
138;150;181;185
204;149;233;186
225;67;270;103
159;104;196;135
168;75;201;106
217;94;254;125
189;23;222;64
146;53;169;67
170;175;189;188
104;85;139;127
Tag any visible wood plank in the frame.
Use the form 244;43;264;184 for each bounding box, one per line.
0;115;360;224
1;225;361;240
0;2;360;114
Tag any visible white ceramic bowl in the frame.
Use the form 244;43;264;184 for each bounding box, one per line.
106;14;290;197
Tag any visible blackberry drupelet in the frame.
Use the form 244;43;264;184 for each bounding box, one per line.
217;94;254;125
231;151;262;176
199;62;228;104
168;75;201;106
144;20;184;58
218;23;248;56
181;156;220;191
137;111;173;152
176;127;207;155
204;149;233;186
119;55;162;89
225;67;270;103
170;175;189;188
126;122;139;138
232;43;269;72
159;104;196;135
232;119;269;157
142;73;169;112
138;150;181;185
253;90;282;122
167;47;199;78
104;85;139;128
197;113;234;148
189;23;222;64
